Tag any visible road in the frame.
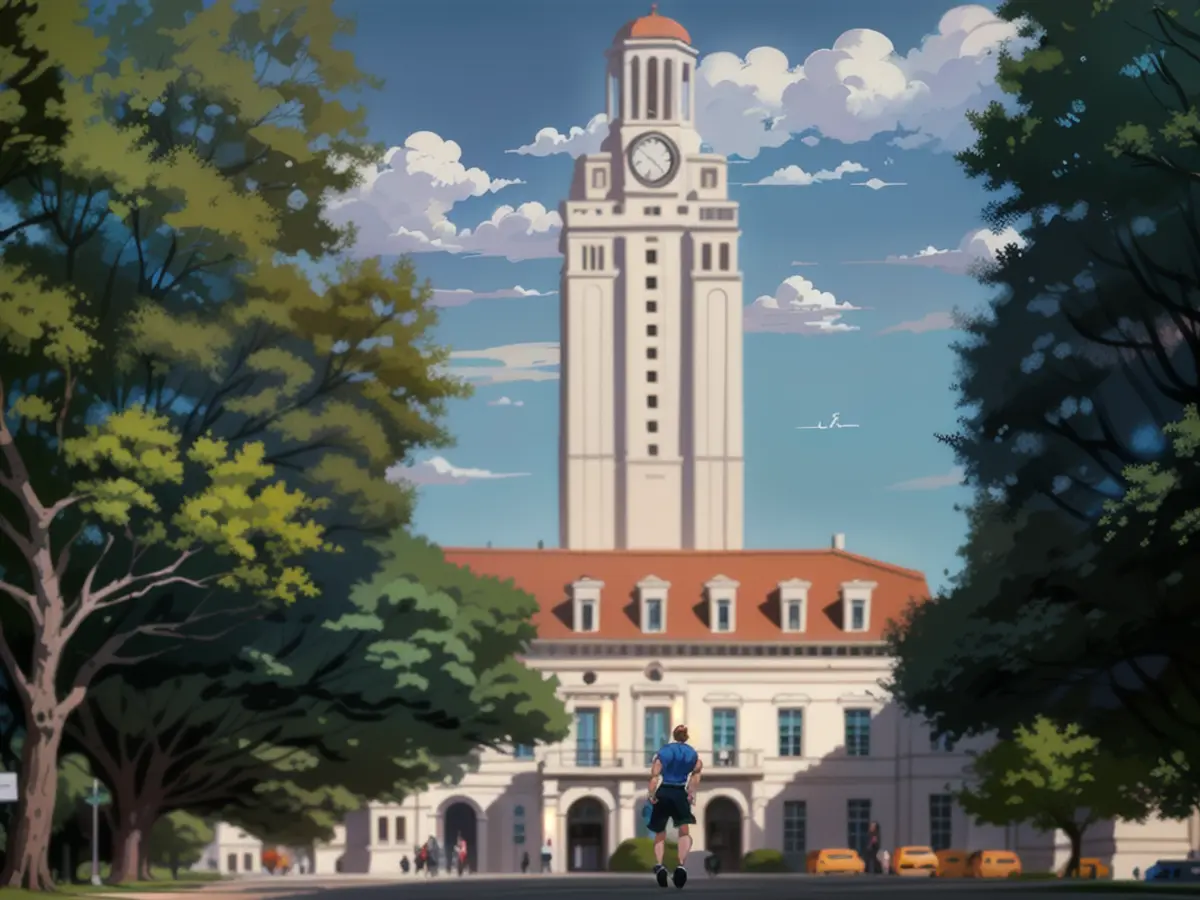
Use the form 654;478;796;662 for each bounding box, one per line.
174;874;1168;900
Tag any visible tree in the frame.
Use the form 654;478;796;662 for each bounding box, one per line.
0;0;463;887
956;718;1160;877
145;812;212;880
887;0;1200;793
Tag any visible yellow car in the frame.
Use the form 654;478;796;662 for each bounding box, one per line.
1065;858;1111;879
892;845;938;876
935;849;969;878
967;850;1022;879
806;848;865;875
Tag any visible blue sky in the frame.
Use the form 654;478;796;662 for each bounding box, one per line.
329;0;1026;590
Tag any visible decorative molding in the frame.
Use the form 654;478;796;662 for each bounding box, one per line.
778;578;812;591
705;574;740;590
840;580;878;591
571;577;606;592
637;574;671;590
631;683;685;696
771;693;812;705
837;692;883;706
702;692;743;705
525;640;891;658
560;685;621;698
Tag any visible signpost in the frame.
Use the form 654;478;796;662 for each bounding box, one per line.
85;779;111;885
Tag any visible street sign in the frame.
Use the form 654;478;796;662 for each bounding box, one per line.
0;773;17;803
85;789;110;807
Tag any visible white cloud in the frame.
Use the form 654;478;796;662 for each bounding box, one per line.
800;135;821;147
887;466;965;491
849;225;1026;274
449;341;560;384
431;285;556;307
386;456;530;486
853;178;906;190
791;260;819;267
507;5;1026;160
744;275;863;334
741;160;866;186
879;311;957;334
324;131;561;260
487;396;525;407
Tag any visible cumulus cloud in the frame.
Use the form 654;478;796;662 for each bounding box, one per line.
801;135;821;146
847;226;1026;274
431;285;556;307
386;456;530;485
487;396;525;407
324;131;561;260
853;178;906;190
879;311;957;334
449;342;560;384
791;260;819;267
744;275;863;334
507;5;1026;160
886;466;965;491
741;161;866;186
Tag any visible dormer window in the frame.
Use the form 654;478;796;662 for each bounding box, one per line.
778;579;811;633
637;575;669;633
706;575;739;633
840;580;877;633
571;577;604;633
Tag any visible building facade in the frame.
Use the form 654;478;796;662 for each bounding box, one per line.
311;5;1195;879
193;823;263;875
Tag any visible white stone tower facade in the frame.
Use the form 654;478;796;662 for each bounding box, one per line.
558;6;744;551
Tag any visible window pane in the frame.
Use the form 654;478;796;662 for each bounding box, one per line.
716;599;730;630
844;709;871;756
712;708;737;765
929;794;953;851
783;801;807;857
851;599;865;630
847;799;871;854
786;601;801;630
778;708;803;757
647;598;662;631
576;708;600;766
645;707;670;764
581;602;594;632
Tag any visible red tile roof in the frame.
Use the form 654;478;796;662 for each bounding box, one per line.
441;548;929;642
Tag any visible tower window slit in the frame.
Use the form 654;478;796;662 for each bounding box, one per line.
598;245;605;270
581;245;588;270
631;58;640;119
682;64;691;120
663;60;673;119
646;57;658;120
719;243;730;271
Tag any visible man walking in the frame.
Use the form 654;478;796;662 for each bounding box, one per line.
647;724;703;889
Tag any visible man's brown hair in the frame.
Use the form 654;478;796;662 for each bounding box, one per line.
672;724;689;742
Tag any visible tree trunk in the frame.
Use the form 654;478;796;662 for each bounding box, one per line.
1064;825;1083;878
170;852;179;880
0;695;66;890
109;804;156;884
138;854;152;881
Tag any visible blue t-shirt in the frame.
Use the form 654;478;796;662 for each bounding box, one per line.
655;741;698;785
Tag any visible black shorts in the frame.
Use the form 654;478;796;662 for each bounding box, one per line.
648;785;695;832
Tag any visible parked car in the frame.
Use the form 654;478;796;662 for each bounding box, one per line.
1062;857;1110;879
892;846;937;876
934;849;969;878
966;850;1022;878
805;849;865;875
1146;860;1200;881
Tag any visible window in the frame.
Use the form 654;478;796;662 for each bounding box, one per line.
645;706;671;764
377;816;389;842
646;249;658;264
719;243;730;271
514;805;526;845
591;168;606;189
715;599;731;631
786;601;802;631
682;63;691;119
845;708;871;756
663;59;673;119
244;853;254;872
850;599;865;631
576;707;600;766
395;816;407;842
646;276;658;289
631;57;640;119
648;395;658;408
645;597;663;632
783;801;807;856
227;854;237;873
514;743;535;758
598;245;606;269
701;168;718;188
648;444;659;456
647;420;658;433
647;324;658;336
929;794;953;851
647;371;658;383
701;243;712;270
712;708;737;766
646;56;659;119
779;579;810;633
677;205;688;213
647;347;658;359
644;206;661;215
580;600;595;632
646;300;657;313
778;708;803;757
847;800;871;854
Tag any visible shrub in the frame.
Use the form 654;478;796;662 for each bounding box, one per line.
742;848;789;872
609;837;679;871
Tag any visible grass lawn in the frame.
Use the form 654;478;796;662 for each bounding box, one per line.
0;869;225;898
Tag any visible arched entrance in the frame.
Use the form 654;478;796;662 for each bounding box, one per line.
443;802;479;873
705;797;742;872
567;798;606;871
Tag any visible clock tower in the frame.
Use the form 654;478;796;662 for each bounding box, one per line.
558;5;744;551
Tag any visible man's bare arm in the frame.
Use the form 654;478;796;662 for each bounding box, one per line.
647;756;662;797
686;756;703;797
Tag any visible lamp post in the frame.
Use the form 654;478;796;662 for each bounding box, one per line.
86;779;111;885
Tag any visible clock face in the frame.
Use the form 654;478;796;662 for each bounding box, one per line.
628;134;678;187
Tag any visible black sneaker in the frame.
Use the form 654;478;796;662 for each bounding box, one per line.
673;866;688;888
655;864;669;888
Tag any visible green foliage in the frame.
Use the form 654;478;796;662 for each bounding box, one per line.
146;812;213;875
742;848;789;872
609;838;678;872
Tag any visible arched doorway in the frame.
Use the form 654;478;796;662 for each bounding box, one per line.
443;802;479;873
567;798;606;871
705;797;742;872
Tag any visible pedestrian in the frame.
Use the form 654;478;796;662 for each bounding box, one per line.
456;833;468;876
400;855;410;874
540;837;553;872
647;723;702;889
1133;866;1141;880
879;848;891;875
426;836;441;876
866;822;882;874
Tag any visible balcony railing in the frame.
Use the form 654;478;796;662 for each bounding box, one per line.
543;747;763;770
